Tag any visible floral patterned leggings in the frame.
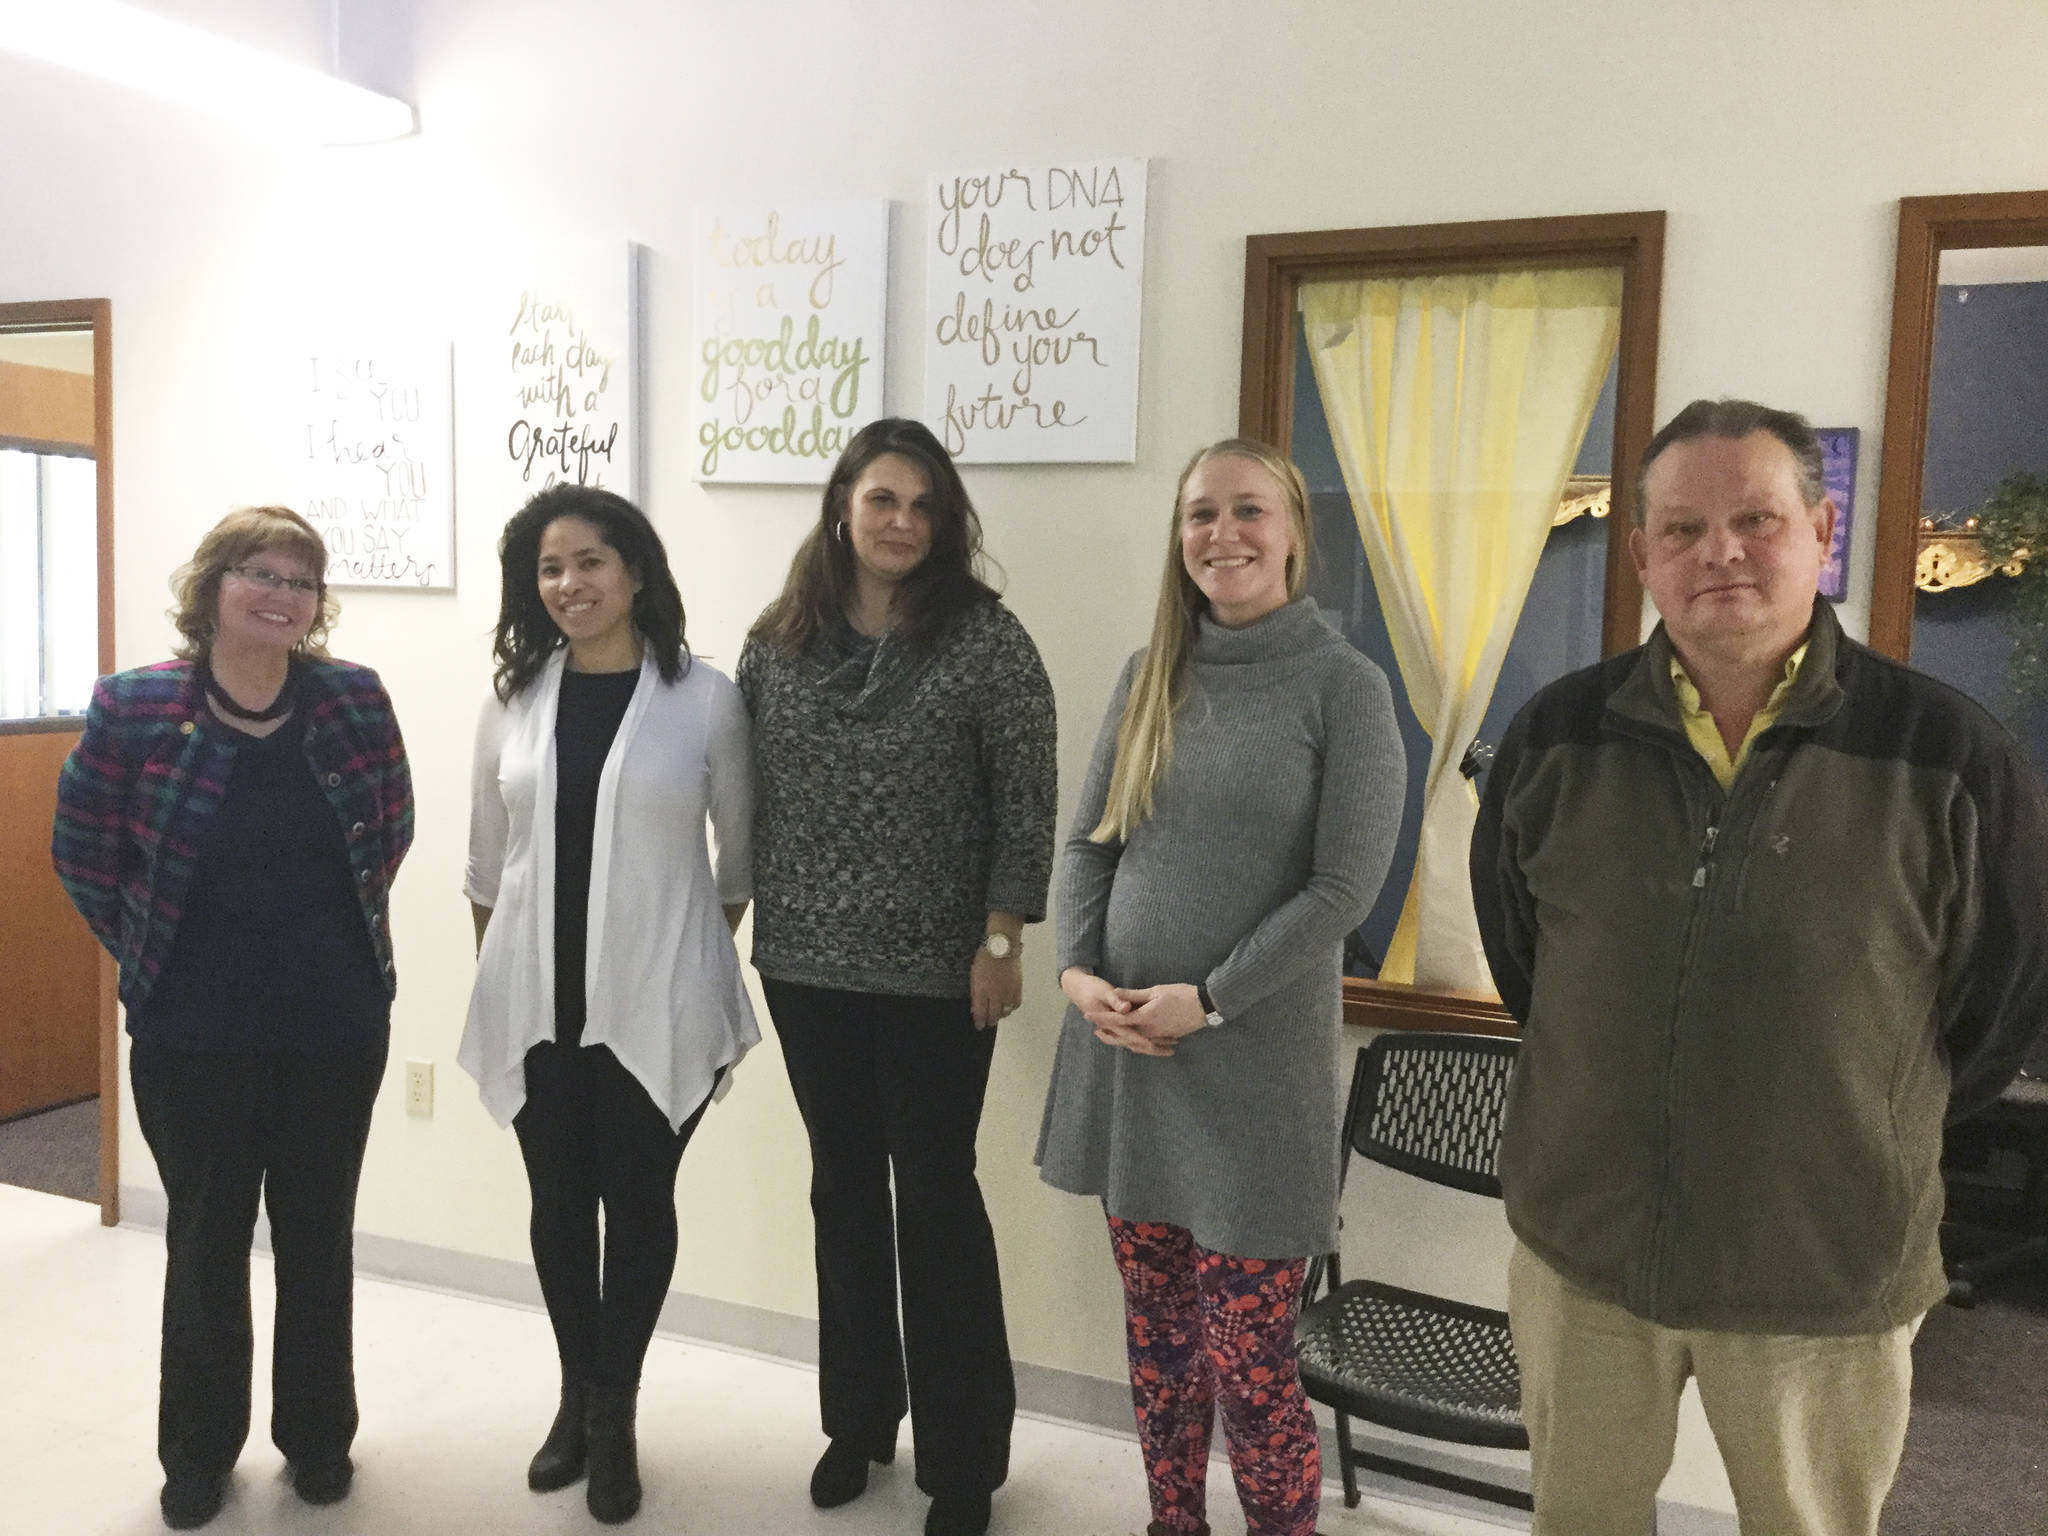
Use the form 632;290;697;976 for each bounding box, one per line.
1106;1214;1319;1536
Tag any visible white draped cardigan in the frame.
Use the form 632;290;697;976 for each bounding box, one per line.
459;648;758;1130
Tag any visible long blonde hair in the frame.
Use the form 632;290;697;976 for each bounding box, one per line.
1090;439;1313;842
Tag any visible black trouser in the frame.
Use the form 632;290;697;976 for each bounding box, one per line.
129;1035;387;1481
513;1042;708;1391
762;980;1014;1498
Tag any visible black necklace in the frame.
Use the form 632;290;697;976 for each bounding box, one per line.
202;658;297;723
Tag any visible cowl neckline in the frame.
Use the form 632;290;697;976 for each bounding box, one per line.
806;613;931;720
1191;595;1342;668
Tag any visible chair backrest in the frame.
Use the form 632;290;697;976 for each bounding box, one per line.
1345;1032;1519;1199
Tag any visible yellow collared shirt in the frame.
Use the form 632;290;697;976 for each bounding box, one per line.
1670;643;1808;790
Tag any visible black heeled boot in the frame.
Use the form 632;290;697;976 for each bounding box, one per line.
527;1381;589;1492
584;1382;642;1524
808;1431;897;1509
925;1489;992;1536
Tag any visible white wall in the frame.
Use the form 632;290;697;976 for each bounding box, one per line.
11;0;2048;1518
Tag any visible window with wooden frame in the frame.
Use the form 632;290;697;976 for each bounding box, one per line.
1239;212;1666;1036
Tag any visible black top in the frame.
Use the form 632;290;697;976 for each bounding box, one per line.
553;667;640;1046
132;703;388;1051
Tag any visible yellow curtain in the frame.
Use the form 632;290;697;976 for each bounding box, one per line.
1301;268;1621;991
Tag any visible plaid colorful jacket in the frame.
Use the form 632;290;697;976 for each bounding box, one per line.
51;657;413;1015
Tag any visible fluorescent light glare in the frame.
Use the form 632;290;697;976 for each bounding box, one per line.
0;0;415;145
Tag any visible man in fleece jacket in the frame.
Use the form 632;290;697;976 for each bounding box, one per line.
1471;397;2048;1536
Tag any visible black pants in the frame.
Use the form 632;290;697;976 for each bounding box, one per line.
513;1042;707;1391
129;1035;387;1481
763;979;1014;1498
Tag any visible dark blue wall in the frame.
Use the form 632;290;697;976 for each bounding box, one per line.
1922;283;2048;512
1292;317;1609;971
1910;280;2048;782
1912;580;2048;782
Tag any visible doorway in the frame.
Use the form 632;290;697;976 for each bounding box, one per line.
0;299;114;1219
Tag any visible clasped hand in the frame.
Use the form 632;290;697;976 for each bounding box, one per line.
1059;969;1208;1057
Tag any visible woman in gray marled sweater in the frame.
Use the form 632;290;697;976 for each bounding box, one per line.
737;418;1056;1536
1036;439;1403;1536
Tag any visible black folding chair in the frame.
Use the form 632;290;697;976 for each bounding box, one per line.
1942;1069;2048;1306
1296;1031;1530;1513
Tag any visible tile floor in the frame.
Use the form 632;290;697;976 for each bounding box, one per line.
0;1182;1520;1536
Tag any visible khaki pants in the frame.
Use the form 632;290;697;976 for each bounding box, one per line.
1507;1244;1915;1536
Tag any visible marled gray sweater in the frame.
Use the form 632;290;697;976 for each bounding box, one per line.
737;598;1057;998
1035;597;1405;1257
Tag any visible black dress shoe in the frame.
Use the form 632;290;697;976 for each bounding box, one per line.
808;1434;896;1509
585;1383;642;1524
159;1468;228;1529
528;1383;589;1491
290;1452;354;1506
925;1489;992;1536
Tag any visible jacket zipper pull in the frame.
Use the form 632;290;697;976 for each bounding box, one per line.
1692;824;1718;889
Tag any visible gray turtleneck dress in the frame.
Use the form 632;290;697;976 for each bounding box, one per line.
1035;596;1405;1258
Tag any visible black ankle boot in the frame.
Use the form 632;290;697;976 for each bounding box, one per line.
585;1383;642;1524
159;1467;228;1529
289;1451;353;1506
808;1432;896;1508
527;1381;588;1491
925;1489;992;1536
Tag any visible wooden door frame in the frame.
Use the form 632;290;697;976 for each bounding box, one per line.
1;298;117;1223
1239;211;1666;1035
1869;190;2048;661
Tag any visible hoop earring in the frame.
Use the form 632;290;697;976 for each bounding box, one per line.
835;521;849;546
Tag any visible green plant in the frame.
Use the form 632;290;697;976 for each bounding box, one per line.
1975;471;2048;695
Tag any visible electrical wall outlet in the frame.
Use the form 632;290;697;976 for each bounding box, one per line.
405;1059;434;1118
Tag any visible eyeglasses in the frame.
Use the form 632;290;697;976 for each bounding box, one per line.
228;564;321;596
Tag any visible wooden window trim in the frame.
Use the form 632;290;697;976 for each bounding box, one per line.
1241;212;1667;1037
1342;976;1516;1037
1241;209;1665;658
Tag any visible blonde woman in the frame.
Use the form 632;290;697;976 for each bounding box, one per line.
1035;440;1404;1536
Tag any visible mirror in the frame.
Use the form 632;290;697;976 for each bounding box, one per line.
1900;243;2048;796
1872;190;2048;664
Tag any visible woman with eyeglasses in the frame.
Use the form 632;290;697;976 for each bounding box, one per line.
460;484;757;1525
52;506;412;1530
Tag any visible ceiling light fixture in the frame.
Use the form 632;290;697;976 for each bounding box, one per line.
0;0;415;146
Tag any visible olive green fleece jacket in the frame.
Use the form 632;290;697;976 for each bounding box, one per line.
1472;601;2048;1334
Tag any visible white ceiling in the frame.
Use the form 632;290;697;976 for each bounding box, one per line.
1938;245;2048;285
0;330;94;374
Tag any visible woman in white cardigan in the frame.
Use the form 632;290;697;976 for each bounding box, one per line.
460;485;756;1525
